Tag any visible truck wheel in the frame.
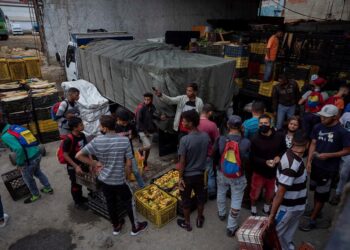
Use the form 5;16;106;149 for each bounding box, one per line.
9;152;16;166
39;145;46;156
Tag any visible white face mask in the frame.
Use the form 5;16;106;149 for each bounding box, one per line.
315;87;320;92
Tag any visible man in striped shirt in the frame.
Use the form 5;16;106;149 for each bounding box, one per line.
76;115;147;236
268;131;309;250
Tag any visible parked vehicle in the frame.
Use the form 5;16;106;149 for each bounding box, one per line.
0;8;9;40
11;23;23;35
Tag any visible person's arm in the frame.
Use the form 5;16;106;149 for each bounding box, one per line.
307;139;317;173
243;122;249;138
177;138;187;190
272;85;279;113
63;138;82;175
76;140;102;173
298;91;310;105
55;101;68;120
197;98;204;113
317;147;350;160
159;93;182;105
268;185;287;227
125;141;134;177
2;134;26;166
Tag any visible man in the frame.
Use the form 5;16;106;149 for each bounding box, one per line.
154;83;203;139
76;115;147;236
268;131;309;250
213;115;250;237
300;105;350;231
0;123;53;204
177;110;210;231
63;117;89;210
198;103;220;199
243;101;265;140
264;30;283;82
325;84;349;113
250;114;286;216
55;87;80;138
272;74;300;130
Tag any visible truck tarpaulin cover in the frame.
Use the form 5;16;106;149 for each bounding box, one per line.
77;39;235;116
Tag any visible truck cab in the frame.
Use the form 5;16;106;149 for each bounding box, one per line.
65;31;133;81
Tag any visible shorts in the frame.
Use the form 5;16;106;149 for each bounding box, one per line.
310;166;335;203
250;172;275;202
181;174;206;208
138;132;153;149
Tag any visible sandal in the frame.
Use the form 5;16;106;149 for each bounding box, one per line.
196;216;205;228
177;219;192;231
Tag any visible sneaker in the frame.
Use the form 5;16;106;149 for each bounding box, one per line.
303;210;323;219
113;219;125;236
40;187;54;194
218;213;226;221
227;227;238;237
24;195;41;204
329;195;341;206
74;203;89;211
0;214;9;228
177;219;192;232
299;219;316;232
131;221;148;236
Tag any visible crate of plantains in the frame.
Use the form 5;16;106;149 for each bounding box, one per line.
88;191;127;220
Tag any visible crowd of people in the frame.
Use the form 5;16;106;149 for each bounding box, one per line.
0;75;350;249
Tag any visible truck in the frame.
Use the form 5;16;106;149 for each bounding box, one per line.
0;8;9;40
64;31;133;81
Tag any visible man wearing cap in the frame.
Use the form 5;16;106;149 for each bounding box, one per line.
298;74;328;137
213;115;250;237
300;105;350;231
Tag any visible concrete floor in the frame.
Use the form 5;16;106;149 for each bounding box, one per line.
0;140;333;250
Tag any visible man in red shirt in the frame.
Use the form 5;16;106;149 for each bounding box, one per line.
263;29;283;82
198;104;220;199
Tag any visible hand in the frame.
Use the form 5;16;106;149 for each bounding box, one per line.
160;114;167;121
316;153;329;160
306;161;312;174
266;160;275;168
178;179;185;191
273;156;280;165
92;161;103;174
267;215;275;228
75;165;83;175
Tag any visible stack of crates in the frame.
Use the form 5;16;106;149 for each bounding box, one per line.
0;57;42;81
224;44;249;88
1;92;32;127
249;43;267;79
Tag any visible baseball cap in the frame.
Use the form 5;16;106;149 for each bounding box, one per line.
228;115;242;127
311;74;326;86
317;104;339;117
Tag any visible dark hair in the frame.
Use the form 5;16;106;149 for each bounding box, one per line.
116;108;130;122
287;116;301;129
143;92;153;99
259;114;271;123
100;115;116;130
68;117;83;130
252;101;265;114
182;110;200;128
0;122;6;132
187;83;198;92
292;130;309;146
68;87;80;95
202;103;215;113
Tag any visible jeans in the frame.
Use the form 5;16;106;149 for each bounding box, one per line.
275;209;304;250
264;60;275;82
21;155;51;196
131;158;145;188
336;155;350;196
276;104;296;130
217;171;247;230
206;157;216;196
0;196;3;220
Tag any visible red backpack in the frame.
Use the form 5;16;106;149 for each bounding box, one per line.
134;102;144;120
56;134;74;164
220;138;242;178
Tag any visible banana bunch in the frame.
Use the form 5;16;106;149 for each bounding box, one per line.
154;170;179;189
138;186;173;210
170;187;195;200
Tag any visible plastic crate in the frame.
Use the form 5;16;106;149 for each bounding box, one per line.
1;169;30;201
76;172;98;191
296;80;305;91
224;44;249;57
249;43;267;55
29;119;58;133
224;56;249;69
1;96;32;114
243;79;261;93
34;106;52;120
135;185;177;227
32;92;59;109
0;59;11;81
258;81;278;97
39;130;60;144
7;111;32;125
24;57;42;78
235;78;244;88
7;59;27;81
206;44;224;57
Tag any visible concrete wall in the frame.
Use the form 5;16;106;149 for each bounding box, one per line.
43;0;259;63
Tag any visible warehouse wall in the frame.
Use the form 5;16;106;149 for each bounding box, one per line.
43;0;259;63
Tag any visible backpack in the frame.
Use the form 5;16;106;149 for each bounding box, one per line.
51;100;68;121
56;134;74;164
220;137;242;178
7;125;39;147
305;91;324;113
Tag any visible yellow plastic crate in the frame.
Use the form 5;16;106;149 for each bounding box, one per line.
249;43;267;55
296;80;305;91
259;81;278;97
24;57;42;78
259;64;265;74
224;56;249;69
7;59;27;81
29;119;58;133
0;59;11;81
235;78;243;88
135;185;177;228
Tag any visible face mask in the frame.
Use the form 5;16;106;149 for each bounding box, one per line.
259;125;270;134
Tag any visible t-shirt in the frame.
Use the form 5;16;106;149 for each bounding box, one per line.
81;133;133;185
178;131;210;177
63;133;87;166
311;123;350;172
276;150;307;211
243;117;259;140
115;123;136;154
198;117;219;156
265;35;279;61
56;100;80;130
340;112;350;132
179;100;196;132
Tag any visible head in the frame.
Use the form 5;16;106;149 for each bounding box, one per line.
287;116;301;133
227;115;242;132
99;115;116;134
201;103;215;119
275;29;284;39
67;87;80;102
68;117;84;132
143;92;153;106
318;105;339;127
116;109;129;127
278;74;288;85
252;101;265;116
186;83;198;99
310;74;326;91
181;110;200;130
258;114;272;134
337;84;350;97
291;130;309;156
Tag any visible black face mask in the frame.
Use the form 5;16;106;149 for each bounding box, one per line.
259;125;270;134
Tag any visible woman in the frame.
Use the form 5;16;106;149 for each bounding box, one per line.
278;116;301;149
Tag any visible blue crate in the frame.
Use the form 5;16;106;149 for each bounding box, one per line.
224;45;249;57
